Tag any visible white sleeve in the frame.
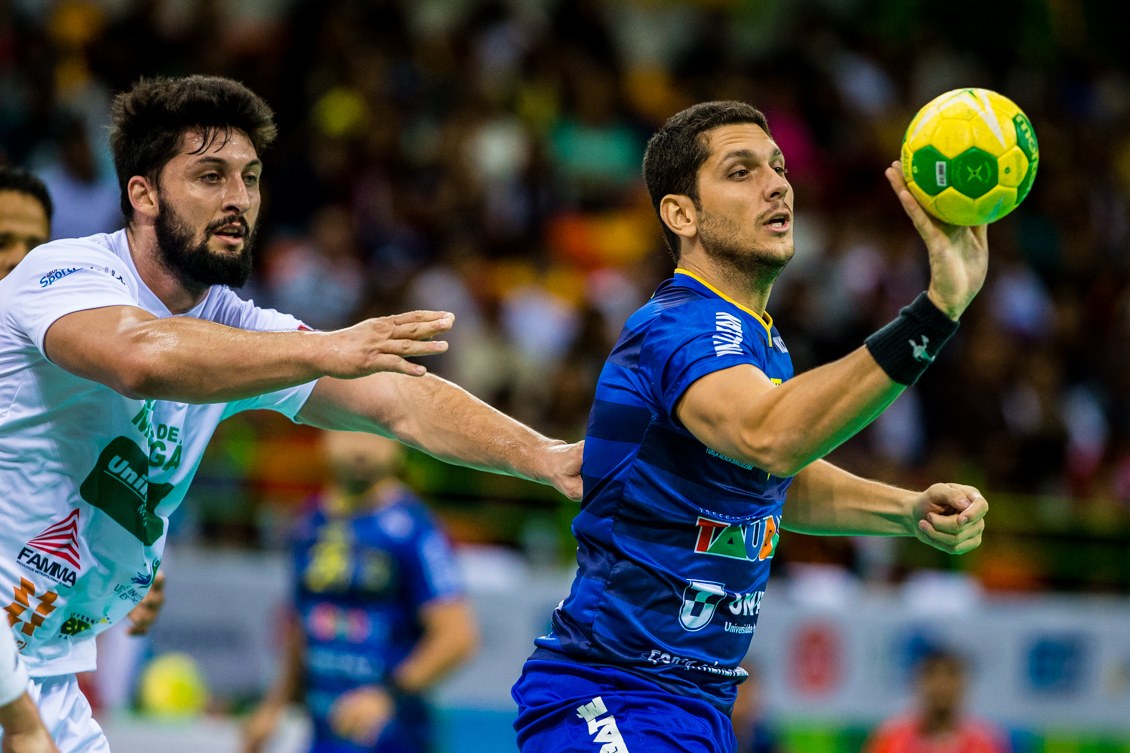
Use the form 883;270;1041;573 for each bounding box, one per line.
207;288;318;420
1;241;138;359
0;625;30;707
205;287;311;333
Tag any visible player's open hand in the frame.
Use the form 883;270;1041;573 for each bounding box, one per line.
329;686;395;746
911;483;988;554
886;162;988;321
322;311;454;379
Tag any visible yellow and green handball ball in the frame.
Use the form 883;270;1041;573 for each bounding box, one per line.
900;87;1039;226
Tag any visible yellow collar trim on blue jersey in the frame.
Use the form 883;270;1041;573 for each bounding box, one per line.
674;268;774;343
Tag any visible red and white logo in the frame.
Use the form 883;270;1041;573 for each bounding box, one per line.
17;510;81;586
27;509;81;568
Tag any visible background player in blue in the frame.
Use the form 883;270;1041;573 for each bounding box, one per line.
242;429;477;753
512;100;991;752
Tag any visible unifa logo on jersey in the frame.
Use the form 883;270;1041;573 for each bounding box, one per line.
576;696;630;752
16;509;82;586
4;578;58;642
693;514;779;562
679;579;766;632
713;312;744;356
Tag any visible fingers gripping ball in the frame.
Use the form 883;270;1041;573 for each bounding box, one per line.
138;651;210;717
901;88;1039;225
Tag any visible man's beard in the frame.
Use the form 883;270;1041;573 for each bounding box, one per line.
154;203;256;293
697;206;792;286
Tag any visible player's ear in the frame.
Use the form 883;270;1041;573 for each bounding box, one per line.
660;194;697;241
127;176;160;219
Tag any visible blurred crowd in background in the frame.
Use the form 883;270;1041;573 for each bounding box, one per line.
2;0;1129;593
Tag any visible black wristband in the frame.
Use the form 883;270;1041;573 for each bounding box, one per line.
864;293;959;385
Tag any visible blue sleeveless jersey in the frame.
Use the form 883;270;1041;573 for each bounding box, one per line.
533;270;795;711
292;490;464;750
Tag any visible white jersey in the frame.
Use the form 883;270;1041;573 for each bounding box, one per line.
0;230;316;676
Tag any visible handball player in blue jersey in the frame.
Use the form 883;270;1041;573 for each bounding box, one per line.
512;101;991;752
243;431;477;753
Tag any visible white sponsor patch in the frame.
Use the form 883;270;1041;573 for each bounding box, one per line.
713;312;744;356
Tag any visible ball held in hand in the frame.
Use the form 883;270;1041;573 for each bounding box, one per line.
901;87;1038;226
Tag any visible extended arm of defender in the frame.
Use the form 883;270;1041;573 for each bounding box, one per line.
297;374;584;501
783;459;987;554
43;305;452;402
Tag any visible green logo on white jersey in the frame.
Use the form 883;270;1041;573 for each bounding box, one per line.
79;437;172;545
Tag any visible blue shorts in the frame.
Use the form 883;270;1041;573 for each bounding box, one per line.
512;659;737;753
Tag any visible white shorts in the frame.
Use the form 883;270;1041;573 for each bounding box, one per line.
0;674;110;753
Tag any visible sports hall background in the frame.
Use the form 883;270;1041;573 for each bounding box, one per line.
2;0;1129;750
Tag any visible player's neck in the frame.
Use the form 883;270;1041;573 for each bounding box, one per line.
675;256;773;319
125;224;210;314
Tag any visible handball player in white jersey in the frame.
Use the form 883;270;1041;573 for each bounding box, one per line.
0;75;582;753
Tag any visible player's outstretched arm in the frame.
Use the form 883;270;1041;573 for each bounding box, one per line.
783;460;987;555
297;373;584;501
43;306;453;403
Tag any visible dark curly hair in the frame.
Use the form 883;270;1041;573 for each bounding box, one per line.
109;75;277;221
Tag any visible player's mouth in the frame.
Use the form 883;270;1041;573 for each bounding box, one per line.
210;221;248;248
763;209;791;234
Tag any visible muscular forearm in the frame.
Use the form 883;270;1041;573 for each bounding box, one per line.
783;460;914;536
301;373;566;485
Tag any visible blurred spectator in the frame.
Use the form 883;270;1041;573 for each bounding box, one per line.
33;113;120;238
260;203;366;331
863;648;1011;753
0;165;52;279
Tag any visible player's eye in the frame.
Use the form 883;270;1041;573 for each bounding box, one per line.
773;166;789;176
729;168;750;179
